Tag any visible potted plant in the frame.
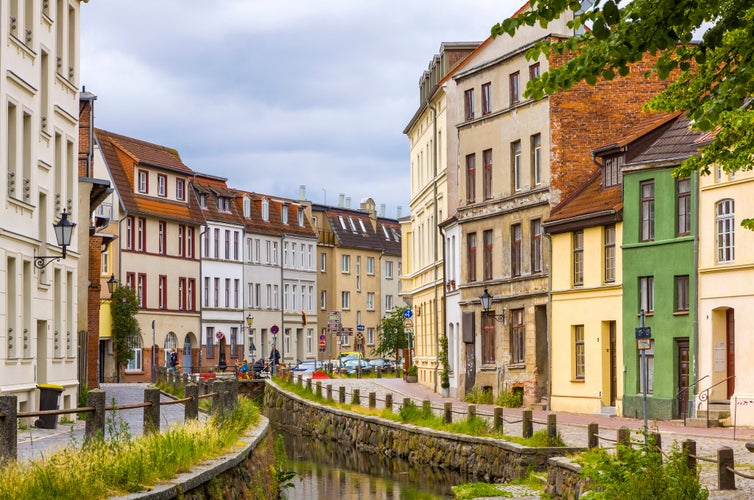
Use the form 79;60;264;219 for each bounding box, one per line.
406;364;418;383
439;334;450;397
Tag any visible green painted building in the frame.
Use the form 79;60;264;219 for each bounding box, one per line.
620;115;702;420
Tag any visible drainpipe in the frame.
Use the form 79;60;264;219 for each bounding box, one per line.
280;234;286;363
115;212;127;383
439;223;448;392
691;171;699;416
544;231;553;411
198;225;207;372
429;102;440;394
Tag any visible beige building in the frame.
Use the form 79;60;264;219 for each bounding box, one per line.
402;42;480;392
1;0;86;416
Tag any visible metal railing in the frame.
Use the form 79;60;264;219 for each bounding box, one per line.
679;374;709;426
697;375;735;429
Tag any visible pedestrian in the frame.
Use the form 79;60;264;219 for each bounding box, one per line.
169;349;178;374
239;359;250;379
269;343;281;375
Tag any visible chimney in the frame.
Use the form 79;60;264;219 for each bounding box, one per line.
379;204;386;218
338;193;345;207
299;185;306;200
396;206;402;219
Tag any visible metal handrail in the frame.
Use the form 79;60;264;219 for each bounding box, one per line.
698;375;735;428
679;374;709;425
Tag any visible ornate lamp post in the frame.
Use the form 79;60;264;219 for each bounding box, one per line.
480;288;506;323
34;210;76;269
246;313;256;363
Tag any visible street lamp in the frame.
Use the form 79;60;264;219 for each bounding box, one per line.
34;210;77;269
246;313;256;363
106;274;119;294
480;288;506;324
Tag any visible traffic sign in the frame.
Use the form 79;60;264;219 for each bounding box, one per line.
357;324;365;331
319;334;326;342
319;339;326;349
403;309;413;319
342;327;354;336
403;318;413;329
635;326;651;339
270;325;279;334
356;332;364;341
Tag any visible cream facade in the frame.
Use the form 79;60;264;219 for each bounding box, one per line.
697;167;754;425
1;0;85;416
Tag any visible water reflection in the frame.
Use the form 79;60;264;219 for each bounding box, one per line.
281;432;474;499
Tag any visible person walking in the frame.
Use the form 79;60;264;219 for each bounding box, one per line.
269;343;281;376
169;349;178;374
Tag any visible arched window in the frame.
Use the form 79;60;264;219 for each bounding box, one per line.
716;199;734;263
243;196;251;218
126;335;143;372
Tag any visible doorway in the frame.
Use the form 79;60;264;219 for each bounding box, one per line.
727;309;735;399
676;338;690;419
183;334;193;373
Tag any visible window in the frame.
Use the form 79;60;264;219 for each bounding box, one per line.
137;217;146;252
573;230;584;286
483;149;493;200
178;277;186;310
604;225;616;283
282;205;289;224
716;199;735;263
531;134;542;186
341;254;350;273
213;228;219;258
101;244;109;275
320;290;326;310
464;88;474;120
214;278;220;307
233;231;239;260
126;217;134;250
188;279;195;311
203;229;210;257
509;71;520;105
157;174;167;197
676;178;691;236
225;278;230;307
512;141;522;191
529;62;540;80
604;155;623;187
176;179;185;200
243;196;251;218
320;252;326;272
199;194;207;208
137;273;147;308
511;309;525;364
574;325;585;379
342;291;350;310
204;277;210;307
205;327;215;359
466;154;476;203
639;341;655;395
640;180;655;241
261;198;269;221
639;276;654;313
385;261;394;278
178;225;185;257
158;221;166;255
483;229;493;280
138;170;148;193
385;294;393;312
482;312;495;365
367;292;375;310
467;232;477;282
675;275;689;312
230;327;239;358
126;335;142;371
306;329;313;354
481;82;492;115
158;275;167;309
367;257;375;275
531;219;542;273
367;328;375;346
511;224;522;277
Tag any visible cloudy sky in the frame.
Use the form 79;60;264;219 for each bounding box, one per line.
80;1;523;219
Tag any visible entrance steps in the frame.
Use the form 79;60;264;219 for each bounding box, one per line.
600;406;617;417
687;402;731;428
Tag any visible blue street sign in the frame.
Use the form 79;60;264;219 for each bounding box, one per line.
403;309;413;319
635;326;651;339
357;324;365;331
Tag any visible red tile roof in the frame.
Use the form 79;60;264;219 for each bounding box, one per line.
232;190;316;239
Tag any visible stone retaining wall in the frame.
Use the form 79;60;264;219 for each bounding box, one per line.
546;456;584;499
265;383;584;483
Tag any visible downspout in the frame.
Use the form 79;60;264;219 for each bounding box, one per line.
430;102;440;393
544;231;553;412
691;171;699;416
440;223;448;391
115;212;127;383
281;233;286;362
198;225;207;372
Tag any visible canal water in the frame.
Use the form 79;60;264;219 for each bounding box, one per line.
281;432;477;499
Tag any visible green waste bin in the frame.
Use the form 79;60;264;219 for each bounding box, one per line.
36;384;64;429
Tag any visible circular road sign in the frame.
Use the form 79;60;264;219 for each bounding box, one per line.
270;324;279;334
403;309;413;319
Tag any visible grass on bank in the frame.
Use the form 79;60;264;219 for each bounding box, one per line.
275;377;565;447
0;398;260;500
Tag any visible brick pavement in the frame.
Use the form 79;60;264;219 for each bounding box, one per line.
314;376;754;499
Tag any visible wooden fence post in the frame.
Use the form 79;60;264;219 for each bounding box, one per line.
422;400;431;417
369;392;376;408
683;439;697;472
339;386;346;404
184;383;199;421
211;379;223;416
326;384;332;401
468;404;477;420
588;423;598;449
522;410;533;438
493;406;503;432
0;394;18;463
84;389;105;443
718;446;735;490
143;386;161;434
352;389;361;405
316;381;322;398
444;402;453;424
547;413;557;441
385;393;393;412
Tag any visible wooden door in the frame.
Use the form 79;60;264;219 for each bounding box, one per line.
676;339;690;419
727;309;735;399
609;322;617;407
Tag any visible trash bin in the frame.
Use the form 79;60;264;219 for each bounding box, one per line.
35;384;64;429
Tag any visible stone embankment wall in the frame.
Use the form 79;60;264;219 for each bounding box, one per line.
265;384;583;483
546;456;584;499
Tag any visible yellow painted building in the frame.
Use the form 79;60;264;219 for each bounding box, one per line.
545;170;623;415
697;164;754;425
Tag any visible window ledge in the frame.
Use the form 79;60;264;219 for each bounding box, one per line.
673;311;689;316
508;363;526;370
570;378;585;383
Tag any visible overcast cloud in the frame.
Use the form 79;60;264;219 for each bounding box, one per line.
81;1;523;219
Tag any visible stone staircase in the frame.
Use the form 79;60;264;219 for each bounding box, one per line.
686;402;731;428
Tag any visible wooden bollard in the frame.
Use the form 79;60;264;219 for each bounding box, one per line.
84;389;105;445
376;367;382;378
326;384;333;401
718;446;735;490
369;392;376;408
493;406;503;432
547;413;557;441
422;400;431;417
339;386;346;404
683;439;697;472
316;381;322;398
468;404;477;420
444;402;452;424
403;398;412;411
305;378;312;392
617;427;631;446
297;375;303;386
588;423;598;449
353;389;361;405
522;410;533;438
143;386;161;434
651;432;662;452
184;383;199;421
385;393;393;411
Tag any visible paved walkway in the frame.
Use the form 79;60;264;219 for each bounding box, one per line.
16;383;189;462
315;377;754;499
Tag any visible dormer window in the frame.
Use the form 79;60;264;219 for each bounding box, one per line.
348;217;357;233
199;194;207;208
138;170;148;193
218;196;230;212
282;205;289;224
603;155;624;187
339;216;347;230
261;198;269;221
358;219;367;233
298;208;305;226
243;196;251;218
176;179;185;200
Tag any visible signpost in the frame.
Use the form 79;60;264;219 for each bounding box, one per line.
635;310;652;444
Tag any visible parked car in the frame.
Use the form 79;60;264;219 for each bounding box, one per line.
343;358;372;376
292;360;319;373
368;358;392;372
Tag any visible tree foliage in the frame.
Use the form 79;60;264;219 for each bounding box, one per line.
374;306;409;360
492;0;754;226
111;285;141;368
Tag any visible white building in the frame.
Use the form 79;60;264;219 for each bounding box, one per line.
1;0;86;416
